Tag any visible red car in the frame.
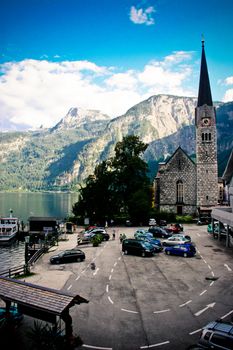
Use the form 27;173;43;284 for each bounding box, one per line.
167;223;183;233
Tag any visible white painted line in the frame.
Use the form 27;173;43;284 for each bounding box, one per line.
93;267;99;276
203;259;206;263
224;263;232;272
197;249;200;254
196;233;200;237
118;256;121;260
108;296;114;304
208;264;212;270
106;284;109;293
195;302;216;316
75;276;80;281
140;341;170;348
109;275;112;280
92;257;96;261
199;290;207;296
114;262;117;267
111;268;114;273
209;281;214;287
81;270;86;274
67;284;72;290
211;271;215;277
153;309;170;314
179;300;192;307
221;310;233;319
121;308;138;314
189;328;202;335
83;344;112;350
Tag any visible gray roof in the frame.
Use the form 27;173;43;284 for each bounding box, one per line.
0;277;88;316
197;40;213;107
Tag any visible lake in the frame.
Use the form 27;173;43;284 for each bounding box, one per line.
0;192;79;271
0;192;79;223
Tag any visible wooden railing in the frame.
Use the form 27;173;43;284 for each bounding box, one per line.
0;236;58;278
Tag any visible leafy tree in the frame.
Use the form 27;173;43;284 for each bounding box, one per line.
73;135;152;224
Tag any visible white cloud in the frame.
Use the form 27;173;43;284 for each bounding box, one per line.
129;5;155;26
224;76;233;85
0;51;207;131
223;89;233;102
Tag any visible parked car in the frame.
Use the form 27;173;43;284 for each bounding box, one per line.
197;320;233;349
122;239;155;257
134;230;153;239
149;218;156;226
84;228;110;241
164;243;196;258
138;237;163;252
162;234;191;246
167;223;183;233
148;226;172;238
50;249;85;264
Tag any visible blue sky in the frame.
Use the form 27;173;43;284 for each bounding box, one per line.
1;0;233;131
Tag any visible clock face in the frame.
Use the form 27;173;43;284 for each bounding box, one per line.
202;118;210;126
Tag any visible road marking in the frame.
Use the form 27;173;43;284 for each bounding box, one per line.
153;309;170;314
93;267;99;276
75;276;80;281
67;284;72;290
195;302;216;316
224;263;232;271
203;258;206;263
83;344;112;350
196;233;200;237
114;262;117;267
118;256;121;260
179;300;192;307
221;310;233;319
200;290;207;296
208;264;211;270
209;281;214;286
109;275;112;280
121;308;138;314
106;284;109;293
108;296;114;304
111;268;114;273
189;328;202;335
211;271;215;277
197;249;200;253
81;270;86;274
140;341;170;348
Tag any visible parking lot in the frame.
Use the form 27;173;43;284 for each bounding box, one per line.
26;224;233;349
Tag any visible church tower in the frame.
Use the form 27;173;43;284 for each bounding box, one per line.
195;39;218;214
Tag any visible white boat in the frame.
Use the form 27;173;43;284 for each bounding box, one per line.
0;216;19;242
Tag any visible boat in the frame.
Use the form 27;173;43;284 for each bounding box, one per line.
0;210;19;242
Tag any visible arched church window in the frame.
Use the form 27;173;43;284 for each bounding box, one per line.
176;180;183;203
205;133;208;141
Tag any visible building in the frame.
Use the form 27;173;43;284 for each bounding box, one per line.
211;150;233;246
154;40;218;217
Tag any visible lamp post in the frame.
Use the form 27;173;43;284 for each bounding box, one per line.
25;235;30;265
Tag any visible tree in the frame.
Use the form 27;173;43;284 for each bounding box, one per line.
72;135;152;224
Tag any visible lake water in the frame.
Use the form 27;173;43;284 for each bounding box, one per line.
0;192;79;271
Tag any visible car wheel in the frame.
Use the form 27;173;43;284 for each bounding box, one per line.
77;257;81;262
142;251;146;257
124;250;128;255
183;252;188;258
166;250;170;255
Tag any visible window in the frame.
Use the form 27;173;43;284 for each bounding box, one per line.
176;180;183;203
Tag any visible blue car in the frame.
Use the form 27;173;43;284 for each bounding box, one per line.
164;243;196;258
138;237;163;252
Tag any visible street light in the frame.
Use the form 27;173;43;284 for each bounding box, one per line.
24;235;30;265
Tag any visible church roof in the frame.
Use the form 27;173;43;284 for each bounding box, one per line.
165;146;195;165
197;39;213;107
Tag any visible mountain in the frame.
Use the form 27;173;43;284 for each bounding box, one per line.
0;95;232;191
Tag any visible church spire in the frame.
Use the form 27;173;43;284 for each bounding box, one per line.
197;38;213;107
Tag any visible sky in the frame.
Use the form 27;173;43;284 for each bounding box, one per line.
1;0;233;131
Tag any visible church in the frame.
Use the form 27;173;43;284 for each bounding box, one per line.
154;40;218;217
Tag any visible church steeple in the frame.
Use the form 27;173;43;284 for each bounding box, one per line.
197;39;213;107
